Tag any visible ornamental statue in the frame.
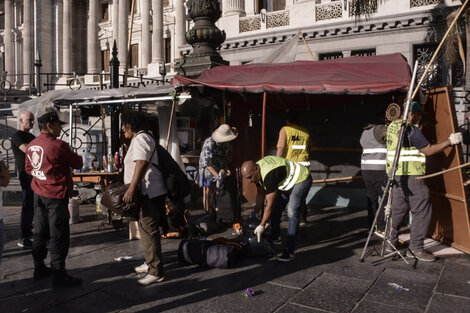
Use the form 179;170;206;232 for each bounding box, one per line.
177;0;229;77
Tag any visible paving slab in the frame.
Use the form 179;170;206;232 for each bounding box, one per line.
434;260;470;298
426;293;470;313
289;272;373;313
361;267;438;312
276;303;326;313
352;300;419;313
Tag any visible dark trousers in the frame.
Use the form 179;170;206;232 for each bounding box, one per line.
361;170;387;231
18;170;34;239
391;176;431;251
32;194;70;272
139;194;166;277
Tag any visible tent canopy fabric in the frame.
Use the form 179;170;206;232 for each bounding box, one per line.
172;53;411;95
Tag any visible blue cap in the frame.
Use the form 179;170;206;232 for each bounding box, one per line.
404;101;422;113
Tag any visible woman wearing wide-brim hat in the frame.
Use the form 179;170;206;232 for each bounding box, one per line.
198;124;238;213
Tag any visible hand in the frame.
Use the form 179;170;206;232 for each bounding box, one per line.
123;187;135;203
254;225;265;243
449;132;463;145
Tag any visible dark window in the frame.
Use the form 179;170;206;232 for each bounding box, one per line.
257;0;286;13
351;49;376;57
129;44;139;68
0;13;4;30
319;52;343;60
414;44;443;89
101;49;110;72
101;4;109;22
164;37;171;64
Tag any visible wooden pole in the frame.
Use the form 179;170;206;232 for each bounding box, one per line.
411;0;469;99
299;32;315;61
261;92;267;158
165;97;177;150
416;161;470;180
124;0;136;87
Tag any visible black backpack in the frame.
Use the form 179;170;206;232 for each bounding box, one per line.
154;144;191;201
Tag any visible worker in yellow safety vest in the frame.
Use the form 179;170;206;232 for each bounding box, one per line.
276;110;311;225
241;156;312;262
386;101;462;262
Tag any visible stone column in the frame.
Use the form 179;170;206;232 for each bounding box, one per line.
175;0;186;56
151;0;163;64
87;0;99;73
112;0;119;47
118;0;129;69
23;0;33;85
4;0;14;76
63;0;72;76
141;0;151;67
222;0;245;16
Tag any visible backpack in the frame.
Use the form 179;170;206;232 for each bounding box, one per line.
154;144;191;201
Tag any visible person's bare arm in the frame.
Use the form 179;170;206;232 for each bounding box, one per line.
260;191;276;226
18;144;28;153
419;139;451;156
0;160;10;187
276;128;287;157
123;160;148;202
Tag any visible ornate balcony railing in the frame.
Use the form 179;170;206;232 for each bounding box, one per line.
410;0;443;8
315;1;343;21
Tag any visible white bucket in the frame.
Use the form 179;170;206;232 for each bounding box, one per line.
68;197;80;224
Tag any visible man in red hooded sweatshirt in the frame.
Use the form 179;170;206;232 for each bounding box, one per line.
25;110;83;287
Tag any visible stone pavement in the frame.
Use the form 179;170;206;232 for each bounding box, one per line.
1;203;470;313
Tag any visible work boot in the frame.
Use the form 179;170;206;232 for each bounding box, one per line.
52;271;82;287
33;265;53;280
407;249;437;262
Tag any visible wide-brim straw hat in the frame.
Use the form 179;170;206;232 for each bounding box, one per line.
212;124;239;143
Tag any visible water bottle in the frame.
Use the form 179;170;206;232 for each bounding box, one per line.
107;153;114;172
82;149;93;172
96;192;103;215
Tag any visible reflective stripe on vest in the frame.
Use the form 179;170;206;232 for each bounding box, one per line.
257;156;310;192
360;127;387;171
386;120;426;175
284;126;310;164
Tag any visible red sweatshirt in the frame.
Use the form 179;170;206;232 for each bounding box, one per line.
25;133;83;199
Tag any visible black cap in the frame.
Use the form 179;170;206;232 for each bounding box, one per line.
37;111;66;125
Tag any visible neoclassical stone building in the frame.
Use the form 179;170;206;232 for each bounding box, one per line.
0;0;465;92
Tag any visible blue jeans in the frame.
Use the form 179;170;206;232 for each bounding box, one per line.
271;176;312;254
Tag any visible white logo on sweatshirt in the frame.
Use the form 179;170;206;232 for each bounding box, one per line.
28;146;46;180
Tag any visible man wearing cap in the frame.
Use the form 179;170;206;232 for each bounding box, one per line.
386;101;462;262
198;124;238;213
360;122;387;233
276;110;311;225
10;110;36;249
241;156;312;262
25;111;83;286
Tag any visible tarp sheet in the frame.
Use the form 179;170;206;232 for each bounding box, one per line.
172;53;411;95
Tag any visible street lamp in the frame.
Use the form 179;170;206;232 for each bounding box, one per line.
159;62;167;85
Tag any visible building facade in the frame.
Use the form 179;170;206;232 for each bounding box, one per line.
0;0;465;93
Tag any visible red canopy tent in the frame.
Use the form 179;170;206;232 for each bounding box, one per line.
173;53;411;157
172;53;411;95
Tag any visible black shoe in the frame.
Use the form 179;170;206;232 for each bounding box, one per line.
33;265;53;280
52;272;82;287
407;249;437;262
18;237;33;249
278;251;295;262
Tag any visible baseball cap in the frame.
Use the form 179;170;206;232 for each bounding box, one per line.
37;111;66;125
404;101;422;113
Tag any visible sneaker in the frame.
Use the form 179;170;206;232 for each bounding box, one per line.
18;238;33;249
52;272;82;287
134;263;149;274
137;274;165;285
278;251;295;262
271;236;282;245
33;265;53;280
408;249;436;262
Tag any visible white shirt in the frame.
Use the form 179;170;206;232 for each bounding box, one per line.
123;132;167;199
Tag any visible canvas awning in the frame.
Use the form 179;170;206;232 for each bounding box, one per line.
172;53;411;95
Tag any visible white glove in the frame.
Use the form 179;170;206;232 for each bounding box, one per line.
254;225;265;243
449;132;463;145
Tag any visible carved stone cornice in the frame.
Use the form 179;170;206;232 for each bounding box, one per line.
218;9;447;53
